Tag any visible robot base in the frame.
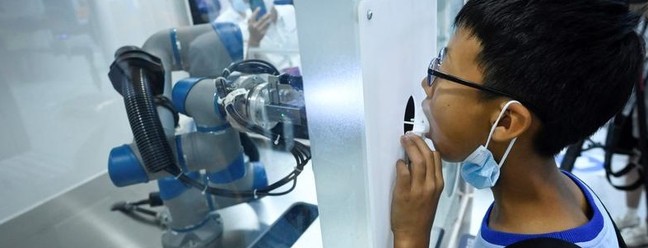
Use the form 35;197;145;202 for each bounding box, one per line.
161;212;223;248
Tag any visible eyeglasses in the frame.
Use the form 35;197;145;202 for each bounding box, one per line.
426;47;548;121
427;47;517;99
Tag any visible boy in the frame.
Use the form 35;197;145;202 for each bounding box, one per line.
391;0;645;247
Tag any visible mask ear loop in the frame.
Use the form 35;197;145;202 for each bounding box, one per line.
484;100;521;167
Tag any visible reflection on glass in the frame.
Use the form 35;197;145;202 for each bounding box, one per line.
437;0;464;47
0;0;188;224
100;1;313;247
188;0;223;24
250;202;319;248
213;0;301;72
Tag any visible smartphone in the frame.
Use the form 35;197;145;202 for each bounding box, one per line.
249;202;319;248
249;0;267;20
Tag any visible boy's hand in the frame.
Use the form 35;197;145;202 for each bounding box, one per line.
248;7;278;47
391;132;444;248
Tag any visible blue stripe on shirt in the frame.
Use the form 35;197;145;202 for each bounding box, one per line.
479;171;604;246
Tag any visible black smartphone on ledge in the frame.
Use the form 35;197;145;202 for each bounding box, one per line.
249;202;319;248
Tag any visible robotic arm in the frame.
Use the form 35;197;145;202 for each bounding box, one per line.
215;59;307;131
106;47;309;248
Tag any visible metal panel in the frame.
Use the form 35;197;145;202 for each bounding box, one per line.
294;0;371;247
296;0;442;247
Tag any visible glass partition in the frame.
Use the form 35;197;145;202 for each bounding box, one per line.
0;0;189;223
0;1;477;247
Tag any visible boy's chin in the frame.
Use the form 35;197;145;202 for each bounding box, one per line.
436;149;466;163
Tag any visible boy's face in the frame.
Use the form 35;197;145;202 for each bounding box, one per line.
421;28;500;162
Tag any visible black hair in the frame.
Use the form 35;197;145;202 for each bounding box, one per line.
454;0;645;156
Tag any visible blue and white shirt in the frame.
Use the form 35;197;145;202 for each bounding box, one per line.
473;171;619;248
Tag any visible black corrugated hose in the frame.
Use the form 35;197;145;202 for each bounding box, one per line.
109;46;179;175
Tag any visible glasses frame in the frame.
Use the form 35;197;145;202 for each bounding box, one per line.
427;47;517;99
426;47;547;121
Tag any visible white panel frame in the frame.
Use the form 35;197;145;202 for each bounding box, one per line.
295;0;442;247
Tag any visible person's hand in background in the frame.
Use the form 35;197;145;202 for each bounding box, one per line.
248;7;277;47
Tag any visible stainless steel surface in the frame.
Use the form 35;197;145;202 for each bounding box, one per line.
0;137;320;248
0;173;162;248
294;0;371;246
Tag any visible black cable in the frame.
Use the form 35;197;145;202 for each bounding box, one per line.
226;59;280;76
162;113;311;198
636;56;648;210
111;201;161;218
581;140;606;152
148;192;164;207
111;203;164;228
130;199;150;206
598;42;648;190
226;104;277;140
263;177;298;196
240;132;261;162
154;95;180;127
601;111;645;190
256;142;309;194
295;141;311;158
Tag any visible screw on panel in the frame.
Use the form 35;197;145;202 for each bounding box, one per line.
367;10;373;20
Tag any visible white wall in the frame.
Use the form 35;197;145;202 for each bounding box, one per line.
0;0;190;224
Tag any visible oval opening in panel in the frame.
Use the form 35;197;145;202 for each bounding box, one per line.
403;96;415;134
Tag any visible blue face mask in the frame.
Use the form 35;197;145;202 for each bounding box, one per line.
460;100;520;189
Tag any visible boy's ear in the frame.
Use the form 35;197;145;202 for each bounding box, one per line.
490;101;532;142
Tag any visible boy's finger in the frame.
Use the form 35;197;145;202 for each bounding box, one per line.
401;135;426;187
250;8;260;21
433;151;443;185
424;150;437;184
260;10;274;22
406;132;435;177
258;15;273;30
405;133;436;182
395;160;411;191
